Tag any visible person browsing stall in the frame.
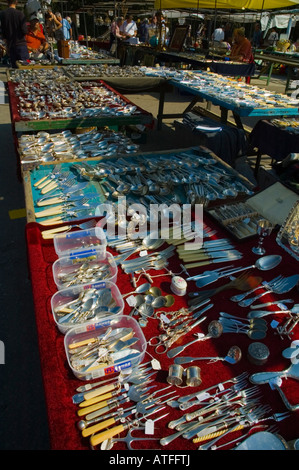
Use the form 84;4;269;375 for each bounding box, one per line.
251;22;263;48
120;14;137;43
44;8;62;40
267;27;279;47
212;25;225;42
63;16;72;41
230;27;253;62
25;17;49;59
0;0;29;67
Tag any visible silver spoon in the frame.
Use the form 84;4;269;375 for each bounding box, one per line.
123;282;151;298
167;321;223;359
248;305;299;319
173;345;242;365
193;255;282;288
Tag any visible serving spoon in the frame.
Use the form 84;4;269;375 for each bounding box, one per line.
193;255;282;289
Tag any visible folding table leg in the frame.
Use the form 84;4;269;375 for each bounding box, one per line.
254;150;262;178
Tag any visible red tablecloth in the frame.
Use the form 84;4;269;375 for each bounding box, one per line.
26;215;299;451
7;80;154;126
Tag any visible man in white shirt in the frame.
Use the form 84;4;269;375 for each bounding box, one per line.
267;27;279;46
212;25;224;42
120;14;137;43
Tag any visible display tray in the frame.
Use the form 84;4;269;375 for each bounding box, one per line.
7;80;154;132
15;62;61;70
22;146;254;225
61;58;120;65
206;181;299;241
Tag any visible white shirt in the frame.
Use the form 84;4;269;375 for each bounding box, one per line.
120;20;137;41
268;31;279;46
213;28;224;42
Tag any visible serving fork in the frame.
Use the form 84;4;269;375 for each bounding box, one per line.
238;275;299;307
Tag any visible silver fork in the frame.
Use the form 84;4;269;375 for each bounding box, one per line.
190;402;259;445
211;424;279;450
238;278;291;307
179;378;251;412
230;276;283;302
255;411;291;424
178;371;249;405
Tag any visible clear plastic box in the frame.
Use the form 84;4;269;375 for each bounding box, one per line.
64;315;147;380
52;249;118;290
51;280;124;334
53;226;107;258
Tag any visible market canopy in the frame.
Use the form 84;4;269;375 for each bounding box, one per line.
154;0;299;10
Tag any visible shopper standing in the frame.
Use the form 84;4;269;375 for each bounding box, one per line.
70;14;78;41
251;22;263;48
53;12;64;41
0;0;29;67
120;14;137;43
267;27;279;47
212;25;225;42
63;16;72;41
138;18;149;44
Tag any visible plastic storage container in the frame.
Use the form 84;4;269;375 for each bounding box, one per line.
52;249;117;290
64;315;147;380
53;226;107;258
51;280;124;334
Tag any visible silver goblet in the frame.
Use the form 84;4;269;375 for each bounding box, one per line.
252;219;273;255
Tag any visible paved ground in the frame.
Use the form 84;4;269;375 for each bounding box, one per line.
0;64;288;450
0;66;50;449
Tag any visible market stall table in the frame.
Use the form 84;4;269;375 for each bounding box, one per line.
21;146;255;226
21;142;299;450
61;57;120;65
157;51;256;77
64;65;169;94
248;118;299;177
7;79;153;132
254;51;299;93
25;211;299;451
150;70;299;130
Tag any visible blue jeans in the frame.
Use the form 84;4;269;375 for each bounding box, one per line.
9;44;30;68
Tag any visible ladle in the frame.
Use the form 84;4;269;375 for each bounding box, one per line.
193;255;282;289
173;345;242;365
